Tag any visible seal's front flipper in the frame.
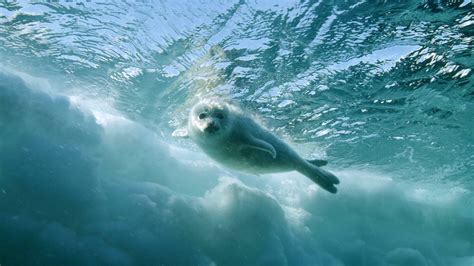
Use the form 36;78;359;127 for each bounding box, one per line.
242;136;277;158
307;159;328;167
172;128;189;138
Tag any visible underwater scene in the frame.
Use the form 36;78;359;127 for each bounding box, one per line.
0;0;473;265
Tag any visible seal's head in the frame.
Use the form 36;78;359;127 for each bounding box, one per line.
189;100;233;139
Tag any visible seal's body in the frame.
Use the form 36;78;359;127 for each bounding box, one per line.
173;99;340;193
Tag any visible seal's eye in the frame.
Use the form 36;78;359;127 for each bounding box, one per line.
216;112;224;119
198;113;207;120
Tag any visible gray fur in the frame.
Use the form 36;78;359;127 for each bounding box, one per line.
174;99;340;194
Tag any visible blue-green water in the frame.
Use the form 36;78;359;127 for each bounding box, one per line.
1;1;473;265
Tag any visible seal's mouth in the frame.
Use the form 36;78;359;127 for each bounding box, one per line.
204;123;220;134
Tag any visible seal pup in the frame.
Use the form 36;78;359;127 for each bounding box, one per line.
173;99;340;193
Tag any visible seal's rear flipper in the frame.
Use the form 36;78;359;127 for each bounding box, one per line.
307;159;328;167
297;163;340;194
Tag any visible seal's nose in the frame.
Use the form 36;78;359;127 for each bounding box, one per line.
204;121;219;133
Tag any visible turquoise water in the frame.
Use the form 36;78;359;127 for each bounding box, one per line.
1;0;473;265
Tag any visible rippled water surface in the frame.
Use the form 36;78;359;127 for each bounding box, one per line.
1;1;473;265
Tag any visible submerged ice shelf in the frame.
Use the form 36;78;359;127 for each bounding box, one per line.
0;70;472;265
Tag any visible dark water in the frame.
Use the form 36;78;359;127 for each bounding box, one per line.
0;1;473;265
